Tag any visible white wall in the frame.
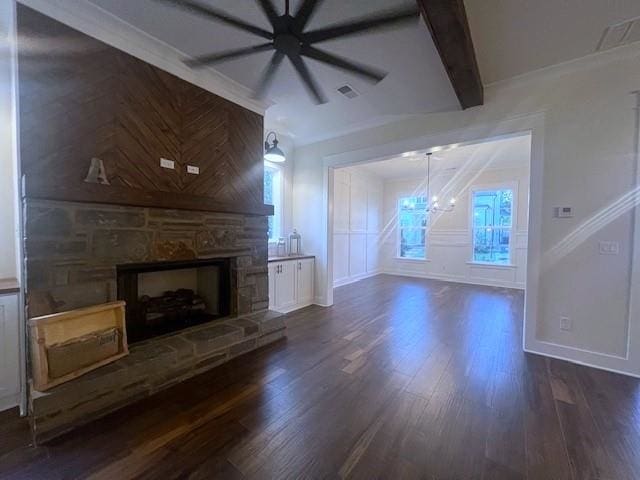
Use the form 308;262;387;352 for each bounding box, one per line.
382;162;530;289
0;0;19;282
332;167;383;287
0;0;23;413
292;43;640;376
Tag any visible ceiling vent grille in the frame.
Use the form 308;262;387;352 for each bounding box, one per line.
596;17;640;52
337;84;359;99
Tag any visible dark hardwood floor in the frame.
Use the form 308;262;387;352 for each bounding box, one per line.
1;275;639;479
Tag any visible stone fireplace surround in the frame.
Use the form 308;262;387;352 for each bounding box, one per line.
25;199;285;442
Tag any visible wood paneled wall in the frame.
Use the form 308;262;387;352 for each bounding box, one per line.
17;5;271;216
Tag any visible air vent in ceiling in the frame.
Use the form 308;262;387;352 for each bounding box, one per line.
337;84;360;99
596;17;640;52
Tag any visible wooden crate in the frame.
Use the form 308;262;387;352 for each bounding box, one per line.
28;301;128;391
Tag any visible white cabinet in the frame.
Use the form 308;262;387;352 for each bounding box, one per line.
268;263;277;311
268;257;315;313
296;258;314;306
0;293;20;411
275;260;297;311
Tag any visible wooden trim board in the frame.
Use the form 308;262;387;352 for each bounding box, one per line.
28;302;129;392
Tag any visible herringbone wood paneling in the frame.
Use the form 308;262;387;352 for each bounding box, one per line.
18;5;270;216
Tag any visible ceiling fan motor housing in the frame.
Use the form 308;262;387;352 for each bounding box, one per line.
273;33;302;56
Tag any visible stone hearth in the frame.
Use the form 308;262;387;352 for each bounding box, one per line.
31;310;285;443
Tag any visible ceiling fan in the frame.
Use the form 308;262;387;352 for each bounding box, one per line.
155;0;420;104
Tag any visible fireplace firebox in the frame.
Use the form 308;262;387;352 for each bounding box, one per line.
117;258;232;343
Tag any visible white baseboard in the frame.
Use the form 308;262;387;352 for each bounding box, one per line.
382;269;525;290
333;270;381;288
272;301;314;314
524;346;640;379
524;339;639;378
0;393;20;413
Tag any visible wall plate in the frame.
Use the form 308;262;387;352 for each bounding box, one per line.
599;241;620;255
554;206;573;218
160;158;175;169
187;165;200;175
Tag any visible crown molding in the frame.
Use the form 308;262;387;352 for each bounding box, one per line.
17;0;270;116
485;40;640;92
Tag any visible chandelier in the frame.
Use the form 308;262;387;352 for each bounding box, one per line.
425;152;456;213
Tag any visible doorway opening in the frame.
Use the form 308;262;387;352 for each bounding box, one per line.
329;133;532;301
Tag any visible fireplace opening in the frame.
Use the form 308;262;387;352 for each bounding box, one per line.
117;258;232;343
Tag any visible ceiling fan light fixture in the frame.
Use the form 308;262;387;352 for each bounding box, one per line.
157;0;419;104
264;131;286;163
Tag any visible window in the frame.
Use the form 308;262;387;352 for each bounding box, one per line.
398;196;428;259
264;164;282;242
471;188;513;264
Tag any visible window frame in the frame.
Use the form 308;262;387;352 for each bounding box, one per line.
469;182;518;266
264;161;284;243
396;195;429;261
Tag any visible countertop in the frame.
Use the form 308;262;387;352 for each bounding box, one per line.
268;255;315;263
0;278;20;295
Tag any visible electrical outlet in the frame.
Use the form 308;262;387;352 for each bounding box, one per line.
599;241;619;255
560;316;572;331
160;158;175;169
187;165;200;175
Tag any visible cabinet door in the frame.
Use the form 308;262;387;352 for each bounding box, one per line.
296;259;314;306
0;294;20;407
268;263;277;310
275;261;297;311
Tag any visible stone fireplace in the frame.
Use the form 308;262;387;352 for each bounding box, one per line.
25;200;285;442
25;200;269;319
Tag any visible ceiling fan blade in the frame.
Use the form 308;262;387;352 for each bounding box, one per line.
292;0;322;33
287;54;327;104
154;0;273;40
257;0;280;28
300;45;386;83
253;51;285;100
303;6;419;44
184;43;273;68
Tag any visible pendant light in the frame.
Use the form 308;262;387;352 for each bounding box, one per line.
426;152;455;212
264;131;286;163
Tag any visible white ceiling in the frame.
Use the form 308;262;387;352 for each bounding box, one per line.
88;0;459;144
464;0;640;84
76;0;640;145
356;135;531;181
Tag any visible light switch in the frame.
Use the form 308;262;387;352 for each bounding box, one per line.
599;241;619;255
554;206;573;218
187;165;200;175
160;158;175;169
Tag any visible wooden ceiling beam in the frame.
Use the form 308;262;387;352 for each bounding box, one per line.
416;0;483;109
